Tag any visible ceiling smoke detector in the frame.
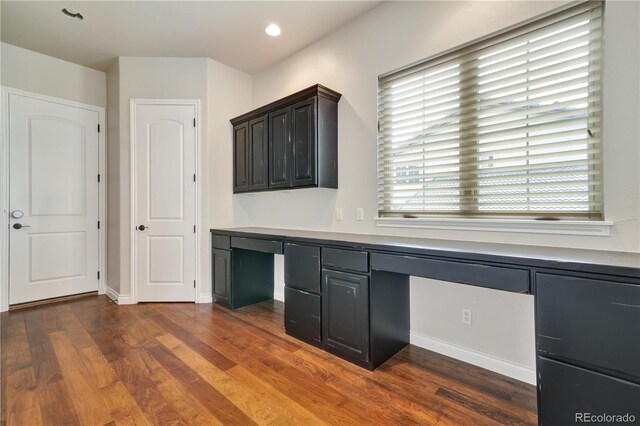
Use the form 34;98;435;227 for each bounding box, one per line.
62;8;84;21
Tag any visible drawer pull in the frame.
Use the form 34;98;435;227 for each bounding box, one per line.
539;334;563;341
611;302;640;308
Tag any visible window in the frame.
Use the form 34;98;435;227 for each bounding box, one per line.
377;2;603;220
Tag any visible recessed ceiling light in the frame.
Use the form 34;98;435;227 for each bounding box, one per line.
265;24;281;37
62;8;84;21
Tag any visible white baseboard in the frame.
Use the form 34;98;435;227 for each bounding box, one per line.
106;286;134;305
117;294;133;305
197;293;212;303
105;286;119;303
410;331;536;385
273;290;284;302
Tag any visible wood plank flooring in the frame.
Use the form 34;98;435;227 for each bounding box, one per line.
1;296;537;425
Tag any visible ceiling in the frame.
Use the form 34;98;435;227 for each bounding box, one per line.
0;1;382;73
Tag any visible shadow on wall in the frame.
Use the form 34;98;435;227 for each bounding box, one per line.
234;187;337;230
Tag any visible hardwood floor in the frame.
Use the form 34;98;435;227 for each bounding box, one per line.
1;296;537;425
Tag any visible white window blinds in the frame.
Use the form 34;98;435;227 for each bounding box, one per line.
378;2;603;219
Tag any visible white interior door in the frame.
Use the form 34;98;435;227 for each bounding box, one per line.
134;103;196;302
9;93;99;305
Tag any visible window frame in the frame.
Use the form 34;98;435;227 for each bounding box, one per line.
377;0;605;222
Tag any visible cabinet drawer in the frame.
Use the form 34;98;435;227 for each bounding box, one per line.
284;287;321;347
231;237;283;254
536;273;640;380
371;253;530;293
538;357;640;425
284;243;320;293
212;234;230;250
322;248;368;273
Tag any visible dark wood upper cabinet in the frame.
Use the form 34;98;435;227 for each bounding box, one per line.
248;115;269;191
231;84;341;193
232;122;249;192
268;107;291;189
291;98;316;187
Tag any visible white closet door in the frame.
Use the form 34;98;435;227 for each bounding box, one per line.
134;103;196;302
9;93;99;305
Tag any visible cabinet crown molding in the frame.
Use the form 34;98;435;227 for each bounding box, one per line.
230;84;342;125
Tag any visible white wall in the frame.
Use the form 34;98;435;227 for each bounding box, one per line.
106;59;121;294
231;1;640;382
207;59;253;230
1;42;106;107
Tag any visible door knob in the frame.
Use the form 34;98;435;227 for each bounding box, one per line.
12;223;30;230
137;225;148;231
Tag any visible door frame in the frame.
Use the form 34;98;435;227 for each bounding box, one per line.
0;86;107;312
129;99;201;304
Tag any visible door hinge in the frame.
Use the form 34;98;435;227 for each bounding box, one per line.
193;118;196;128
193;280;196;288
98;124;101;133
193;174;196;182
97;271;101;280
193;225;196;233
97;221;101;229
97;174;101;183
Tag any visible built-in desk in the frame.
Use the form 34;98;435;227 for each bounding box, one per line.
210;227;640;425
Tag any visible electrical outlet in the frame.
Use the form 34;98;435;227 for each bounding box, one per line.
336;208;344;221
356;208;364;221
461;308;472;325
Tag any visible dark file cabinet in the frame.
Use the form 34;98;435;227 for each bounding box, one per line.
536;272;640;425
283;242;323;347
284;287;321;347
538;357;640;425
536;273;640;381
284;243;320;293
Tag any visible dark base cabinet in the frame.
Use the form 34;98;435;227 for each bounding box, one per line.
322;269;369;365
212;235;277;310
320;251;410;371
284;287;321;347
538;357;640;426
536;272;640;425
212;248;231;307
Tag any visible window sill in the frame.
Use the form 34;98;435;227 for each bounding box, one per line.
374;217;613;236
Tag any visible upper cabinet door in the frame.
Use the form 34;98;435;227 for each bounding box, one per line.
268;106;291;188
233;122;249;193
248;115;269;191
291;97;317;187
